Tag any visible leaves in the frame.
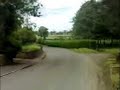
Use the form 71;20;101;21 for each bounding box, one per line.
38;26;48;40
72;0;120;40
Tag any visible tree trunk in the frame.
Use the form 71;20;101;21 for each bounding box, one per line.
103;38;106;48
110;39;113;47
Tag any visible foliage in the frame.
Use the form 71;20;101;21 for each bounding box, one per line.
36;37;43;44
43;40;96;48
22;44;41;53
14;27;37;45
72;0;96;39
0;0;41;63
38;26;48;40
44;39;119;49
72;0;120;40
102;0;120;39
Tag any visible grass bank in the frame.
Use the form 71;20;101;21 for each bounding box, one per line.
72;48;119;54
22;44;42;53
104;57;120;89
16;44;42;59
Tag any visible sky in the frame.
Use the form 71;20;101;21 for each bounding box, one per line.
30;0;87;31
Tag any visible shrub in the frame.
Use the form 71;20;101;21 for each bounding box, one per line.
36;37;43;44
14;28;37;45
2;33;22;63
22;44;41;53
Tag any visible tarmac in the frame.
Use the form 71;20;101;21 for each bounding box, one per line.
0;52;46;77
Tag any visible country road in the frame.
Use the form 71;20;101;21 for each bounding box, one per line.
1;47;113;90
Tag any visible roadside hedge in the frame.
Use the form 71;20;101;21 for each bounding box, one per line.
43;40;96;48
43;40;120;49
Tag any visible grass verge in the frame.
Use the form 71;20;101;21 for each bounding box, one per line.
104;58;120;89
99;48;120;55
71;48;119;54
72;48;98;53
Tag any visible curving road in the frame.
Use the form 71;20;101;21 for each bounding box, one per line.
1;47;113;90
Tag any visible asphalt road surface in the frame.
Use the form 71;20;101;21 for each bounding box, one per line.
1;47;113;90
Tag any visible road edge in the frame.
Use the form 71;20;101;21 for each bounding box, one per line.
0;51;46;77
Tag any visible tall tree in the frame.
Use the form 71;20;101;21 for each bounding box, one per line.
72;0;120;40
102;0;120;39
72;0;98;39
0;0;42;64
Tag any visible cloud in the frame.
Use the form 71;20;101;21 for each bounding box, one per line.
41;6;72;17
30;0;87;31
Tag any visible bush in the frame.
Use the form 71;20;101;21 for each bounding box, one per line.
22;44;41;53
36;37;43;44
14;28;37;45
1;33;22;63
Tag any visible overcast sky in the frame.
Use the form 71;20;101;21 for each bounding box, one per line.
30;0;87;31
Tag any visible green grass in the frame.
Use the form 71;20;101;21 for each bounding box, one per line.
104;58;120;88
47;35;71;40
71;48;119;54
111;73;119;87
44;40;95;48
43;39;119;49
72;48;98;53
99;48;120;55
22;44;41;53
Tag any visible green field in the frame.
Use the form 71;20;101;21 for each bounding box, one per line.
47;35;72;40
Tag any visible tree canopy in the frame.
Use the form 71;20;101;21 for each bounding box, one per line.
72;0;120;40
0;0;42;63
38;26;48;40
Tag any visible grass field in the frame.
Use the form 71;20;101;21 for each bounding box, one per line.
47;35;72;40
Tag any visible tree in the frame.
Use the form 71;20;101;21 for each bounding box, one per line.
0;0;42;64
72;0;118;47
72;0;120;49
102;0;120;40
72;0;97;39
38;26;48;40
49;31;56;35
